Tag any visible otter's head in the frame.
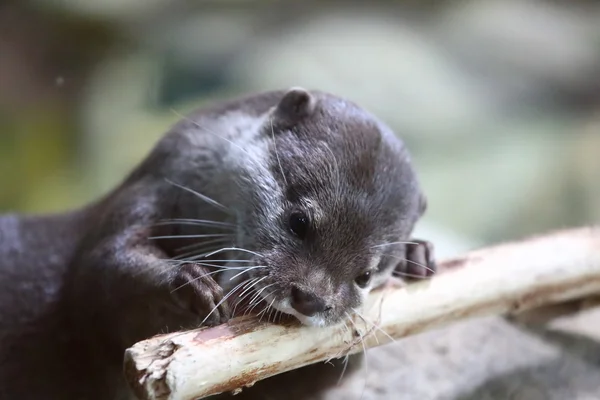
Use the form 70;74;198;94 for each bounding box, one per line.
232;88;426;327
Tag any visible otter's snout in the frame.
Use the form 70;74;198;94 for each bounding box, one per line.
290;286;331;316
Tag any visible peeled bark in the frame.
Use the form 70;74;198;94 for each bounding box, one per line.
124;227;600;400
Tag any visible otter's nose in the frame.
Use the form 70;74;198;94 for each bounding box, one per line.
291;287;329;316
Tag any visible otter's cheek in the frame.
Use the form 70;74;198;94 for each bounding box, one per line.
359;288;370;306
348;287;370;314
371;268;394;289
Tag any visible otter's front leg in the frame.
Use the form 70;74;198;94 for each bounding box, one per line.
395;239;436;279
70;233;230;351
170;263;230;325
110;242;231;334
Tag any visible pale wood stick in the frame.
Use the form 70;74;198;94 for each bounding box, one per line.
124;227;600;400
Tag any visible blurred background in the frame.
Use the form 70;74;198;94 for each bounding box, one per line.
1;0;599;254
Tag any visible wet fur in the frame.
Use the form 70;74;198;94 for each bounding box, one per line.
0;89;431;400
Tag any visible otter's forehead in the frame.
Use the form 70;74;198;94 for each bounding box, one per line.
270;95;419;237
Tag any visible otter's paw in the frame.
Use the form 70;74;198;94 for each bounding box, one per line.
396;239;436;280
170;263;230;326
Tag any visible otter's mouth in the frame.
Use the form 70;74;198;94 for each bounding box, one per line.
227;280;335;327
252;286;337;328
222;267;347;327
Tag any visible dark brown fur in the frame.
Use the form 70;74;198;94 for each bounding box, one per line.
0;88;435;400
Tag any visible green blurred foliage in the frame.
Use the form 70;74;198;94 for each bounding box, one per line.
1;0;599;245
0;108;73;212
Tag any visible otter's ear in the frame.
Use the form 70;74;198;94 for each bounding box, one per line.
271;87;317;127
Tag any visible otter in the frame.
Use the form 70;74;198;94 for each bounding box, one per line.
0;88;435;400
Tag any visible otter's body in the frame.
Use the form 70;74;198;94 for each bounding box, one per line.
0;89;434;400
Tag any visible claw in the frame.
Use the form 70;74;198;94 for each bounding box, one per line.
395;239;436;281
170;263;230;325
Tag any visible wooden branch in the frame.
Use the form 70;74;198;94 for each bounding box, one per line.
124;227;600;400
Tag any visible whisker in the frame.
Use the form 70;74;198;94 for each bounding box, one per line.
337;355;350;386
270;117;288;186
201;263;266;271
153;220;236;230
404;259;435;275
326;318;355;364
248;283;276;307
353;308;394;343
164;178;233;216
169;269;222;293
149;234;231;240
392;271;430;280
256;303;270;320
157;278;256;345
162;260;264;271
371;241;419;249
245;283;276;317
173;251;230;263
158;218;235;226
263;298;277;323
200;277;254;325
229;266;267;281
257;294;277;322
203;247;262;258
244;276;268;316
267;295;279;322
236;278;263;300
159;262;264;283
172;244;259;263
166;259;257;265
346;312;369;400
231;278;260;316
384;254;435;275
174;237;233;254
167;263;260;292
341;319;352;340
171;251;224;263
167;263;263;294
257;291;277;312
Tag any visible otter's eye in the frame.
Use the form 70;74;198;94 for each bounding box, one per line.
355;271;372;288
288;211;309;239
